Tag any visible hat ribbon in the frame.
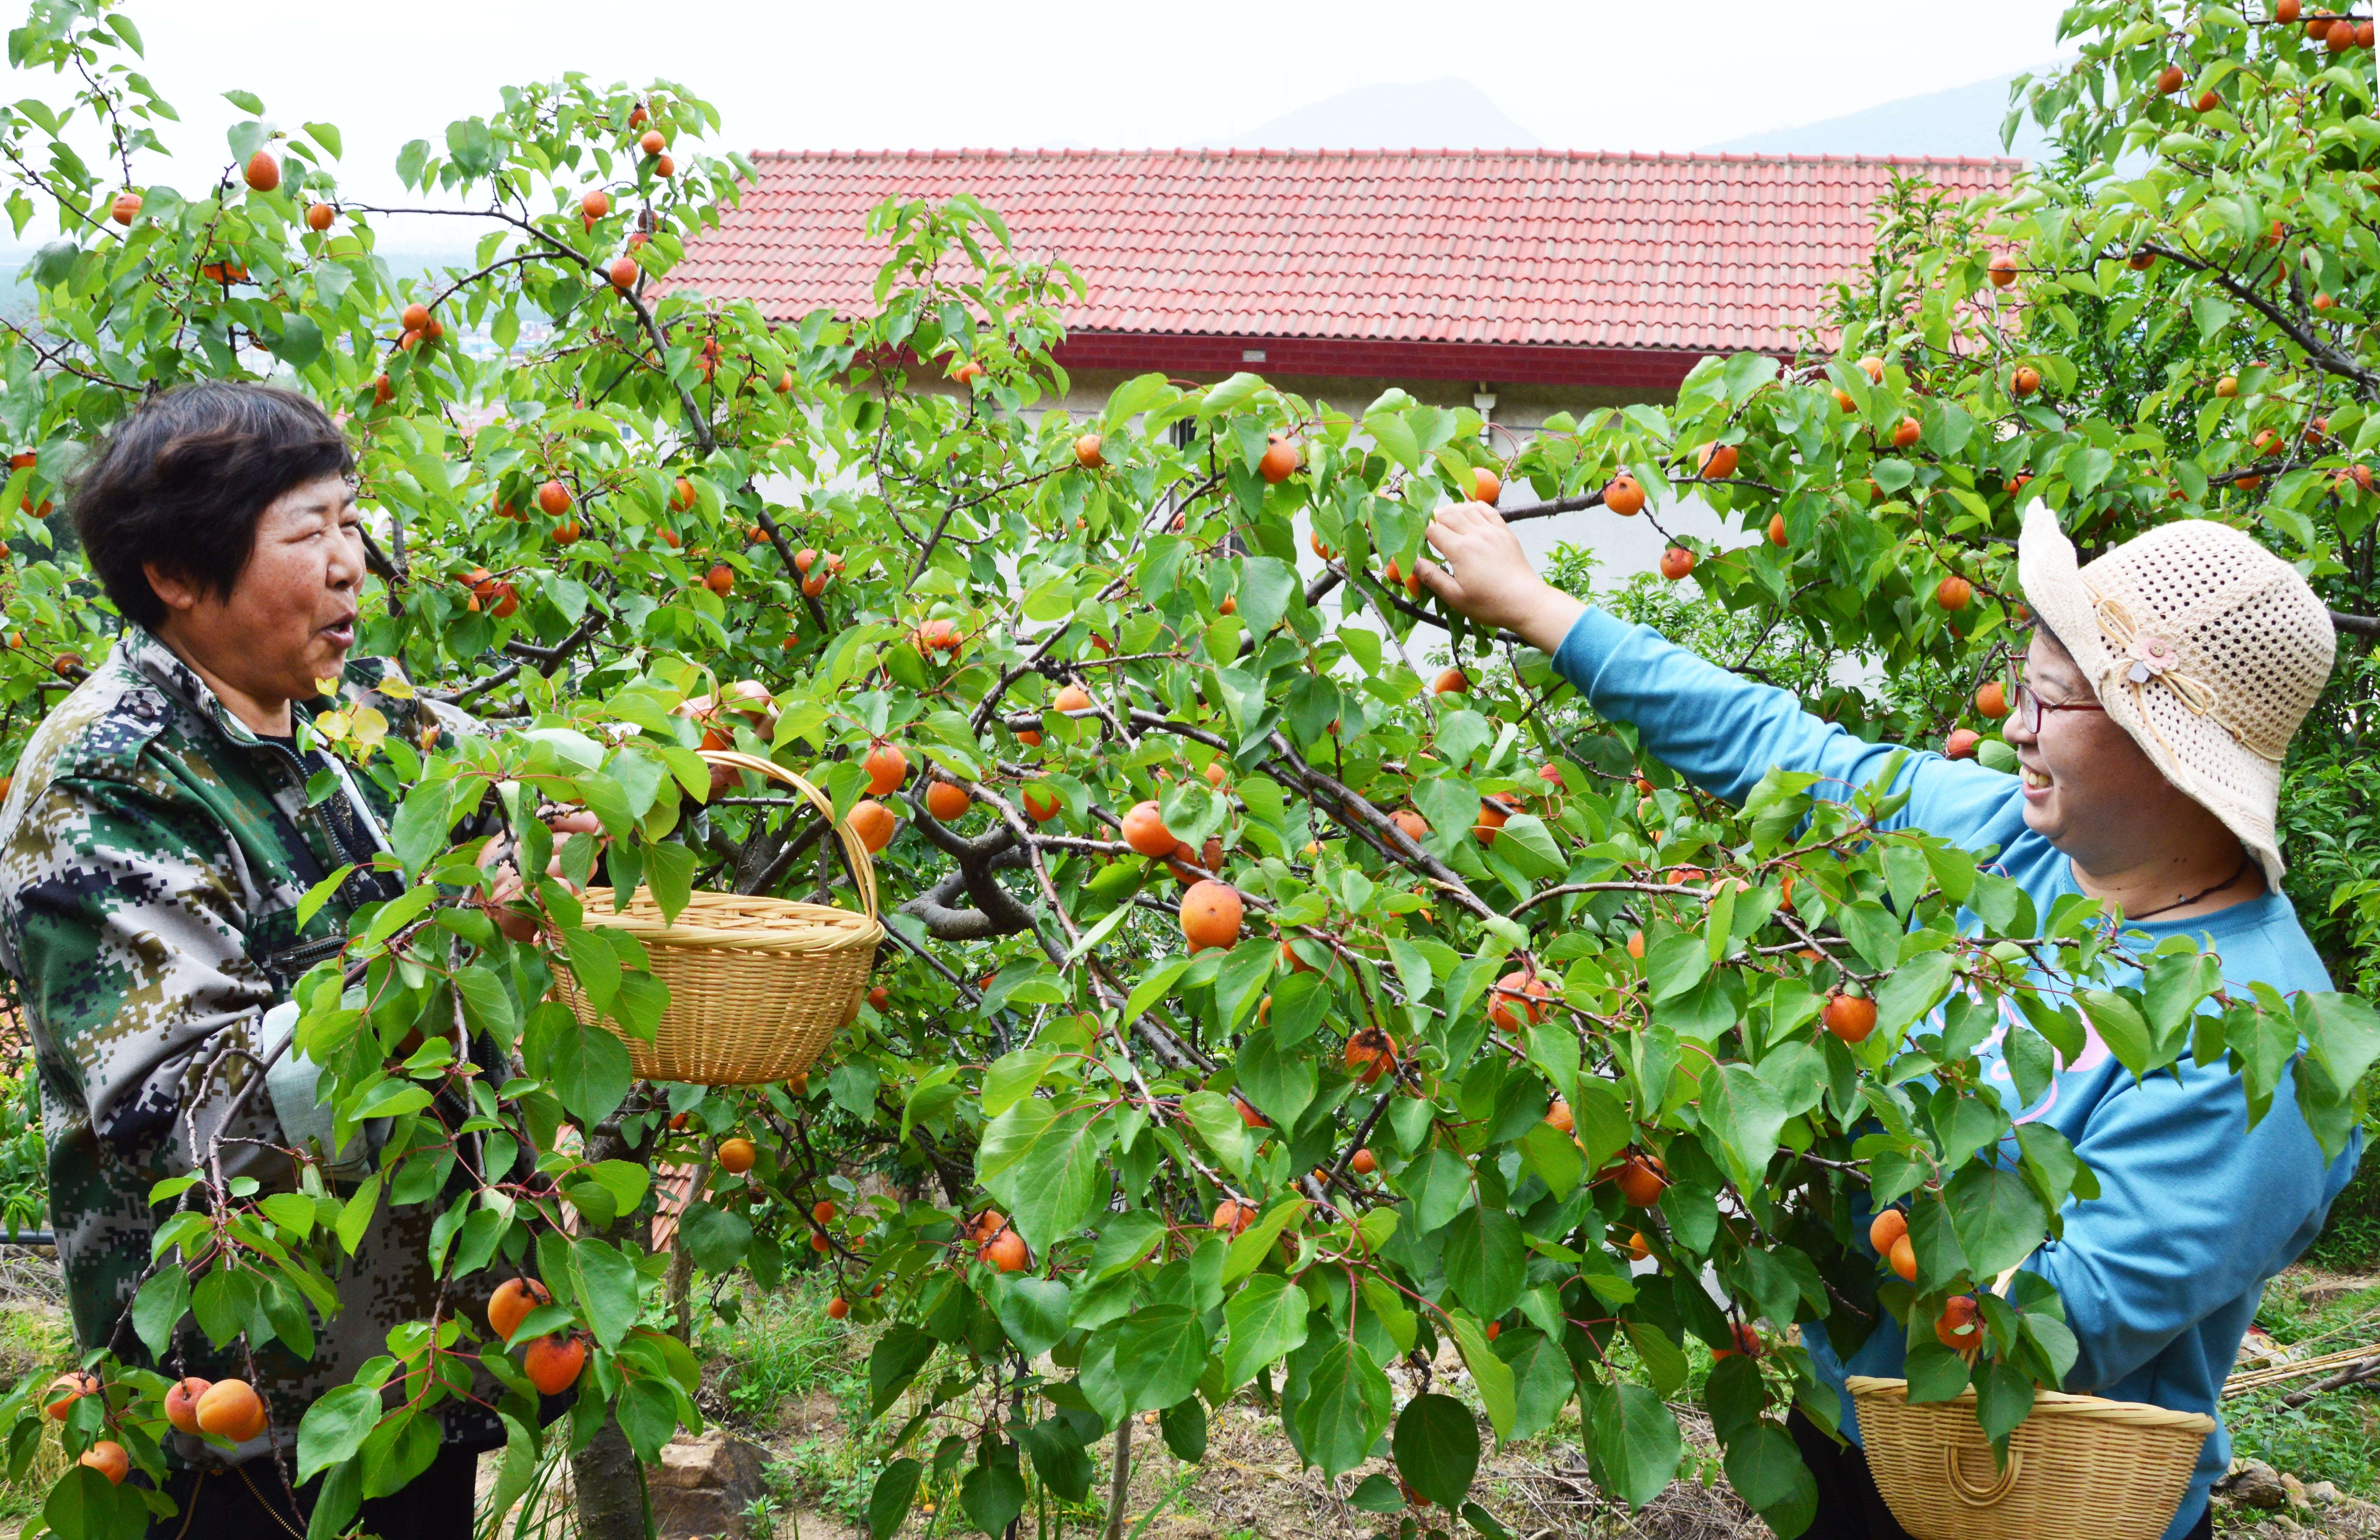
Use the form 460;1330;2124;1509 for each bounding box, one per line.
2086;589;2282;764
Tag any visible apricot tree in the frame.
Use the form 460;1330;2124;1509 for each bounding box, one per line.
0;1;2374;1539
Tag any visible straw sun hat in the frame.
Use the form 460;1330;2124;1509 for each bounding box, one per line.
2016;503;2335;887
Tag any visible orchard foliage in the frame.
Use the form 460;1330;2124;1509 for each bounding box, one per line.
0;2;2374;1538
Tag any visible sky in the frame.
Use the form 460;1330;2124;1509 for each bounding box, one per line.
102;0;2080;215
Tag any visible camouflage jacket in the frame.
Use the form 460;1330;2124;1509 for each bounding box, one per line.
0;623;510;1456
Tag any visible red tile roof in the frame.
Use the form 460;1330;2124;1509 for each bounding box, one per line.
668;147;2019;376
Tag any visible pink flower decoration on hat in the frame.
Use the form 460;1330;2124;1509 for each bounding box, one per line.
2125;630;2179;686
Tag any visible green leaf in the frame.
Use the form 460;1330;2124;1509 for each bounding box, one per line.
869;1326;937;1418
297;1383;383;1483
1364;408;1422;471
976;1099;1107;1251
553;1240;631;1353
1393;1392;1480;1508
960;1452;1027;1537
1646;933;1712;1004
1441;1203;1526;1320
132;1267;189;1360
1293;1339;1393;1479
1876;952;1957;1036
1235;556;1300;638
547;1023;633;1127
1944;1164;2048;1281
993;1275;1071;1359
1113;1303;1208;1413
1443;1312;1517;1438
1017;1420;1093;1502
867;1459;922;1539
1221;1197;1308;1285
1701;1063;1789;1189
981;1049;1056;1118
1589;1380;1683;1507
1160;1396;1208;1462
1223;1273;1309;1387
1519;1119;1584;1197
303;121;342;158
2079;989;2153;1076
1722;1420;1806;1511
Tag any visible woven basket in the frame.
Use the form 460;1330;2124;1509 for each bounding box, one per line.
1847;1375;2213;1540
557;750;883;1085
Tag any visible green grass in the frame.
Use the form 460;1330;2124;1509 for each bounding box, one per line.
2222;1279;2380;1498
699;1276;878;1523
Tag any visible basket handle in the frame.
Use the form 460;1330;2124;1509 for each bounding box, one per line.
697;749;880;923
1943;1442;2023;1506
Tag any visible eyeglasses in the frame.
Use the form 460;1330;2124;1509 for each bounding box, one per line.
2006;661;2106;735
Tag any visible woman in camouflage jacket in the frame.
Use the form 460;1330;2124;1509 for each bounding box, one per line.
0;384;513;1537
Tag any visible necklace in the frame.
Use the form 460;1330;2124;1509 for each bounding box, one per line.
2118;852;2256;923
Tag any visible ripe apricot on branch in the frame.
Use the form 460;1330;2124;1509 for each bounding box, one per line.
1259;437;1299;484
1824;991;1878;1043
863;745;908;795
1945;729;1981;761
1936;1294;1983;1351
1987;253;2018;287
1432;667;1470;696
524;1334;588;1395
195;1378;267;1441
1697;441;1737;479
243;150;279;192
1474;793;1517;845
1888;1234;1918;1282
1352;1148;1378;1175
2012;366;2042;397
925;780;971;822
848;800;896;852
537;480;571;517
1181;880;1242;951
1868;1207;1908;1255
716;1137;756;1174
488;1277;551;1342
981;1228;1029;1272
44;1371;97;1420
1122;800;1177;857
79;1440;128;1484
1022;787;1061;823
1936;575;1973;611
1213;1199;1254;1237
1602;473;1646;516
165;1377;210;1435
1343;1027;1398;1084
827;1296;849;1320
1471;466;1501;503
1614;1153;1668;1207
1488;969;1552;1031
1975;681;2010;719
1659;546;1696;581
1074;433;1105;469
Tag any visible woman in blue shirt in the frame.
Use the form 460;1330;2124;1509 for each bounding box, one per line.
1417;499;2357;1540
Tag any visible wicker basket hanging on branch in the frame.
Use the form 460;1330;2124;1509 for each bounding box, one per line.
557;749;883;1085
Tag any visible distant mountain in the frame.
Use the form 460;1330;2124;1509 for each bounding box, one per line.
1703;71;2056;162
1203;78;1542;151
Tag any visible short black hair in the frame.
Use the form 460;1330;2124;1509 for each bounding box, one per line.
71;382;354;629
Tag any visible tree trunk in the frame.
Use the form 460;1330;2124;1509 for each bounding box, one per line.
572;1412;649;1540
574;1114;657;1540
1100;1417;1133;1540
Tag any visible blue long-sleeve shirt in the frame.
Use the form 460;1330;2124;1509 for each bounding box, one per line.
1552;607;2359;1540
